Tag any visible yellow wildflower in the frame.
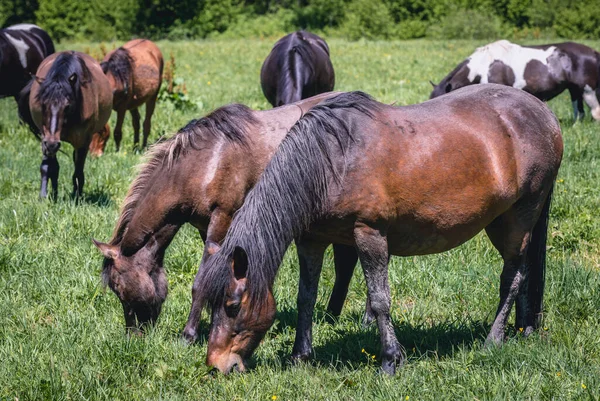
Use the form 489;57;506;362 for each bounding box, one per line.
582;383;587;389
271;396;277;401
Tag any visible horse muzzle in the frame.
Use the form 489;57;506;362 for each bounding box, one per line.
42;139;61;156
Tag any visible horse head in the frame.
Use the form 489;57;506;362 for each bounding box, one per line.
92;234;169;332
199;242;276;374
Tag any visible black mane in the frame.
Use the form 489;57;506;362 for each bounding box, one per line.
101;47;134;93
36;52;90;121
195;91;381;313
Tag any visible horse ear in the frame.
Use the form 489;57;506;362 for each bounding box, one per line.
205;240;221;257
232;246;248;281
92;238;119;260
445;82;452;93
68;73;77;86
429;80;436;88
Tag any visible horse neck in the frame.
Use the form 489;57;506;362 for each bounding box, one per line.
117;160;191;255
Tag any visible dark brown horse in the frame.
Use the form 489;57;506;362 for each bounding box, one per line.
430;40;600;121
261;31;335;107
29;51;112;198
91;93;362;338
101;39;163;151
0;24;54;102
193;86;563;374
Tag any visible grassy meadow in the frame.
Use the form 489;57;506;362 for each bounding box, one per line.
1;38;600;400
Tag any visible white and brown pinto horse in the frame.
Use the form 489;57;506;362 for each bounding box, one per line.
194;87;562;375
0;24;54;101
261;31;335;107
101;39;163;151
430;40;600;121
29;51;112;198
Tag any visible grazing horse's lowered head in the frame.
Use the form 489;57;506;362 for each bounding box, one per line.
430;40;600;121
260;30;335;107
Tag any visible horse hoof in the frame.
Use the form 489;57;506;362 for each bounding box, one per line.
484;332;504;348
290;352;311;363
182;328;198;344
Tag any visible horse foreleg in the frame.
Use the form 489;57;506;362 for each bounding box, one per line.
131;108;141;149
113;110;126;152
354;222;404;374
568;87;585;121
142;94;158;148
40;155;59;199
583;85;600;121
72;147;88;198
183;211;232;343
327;244;357;318
291;238;327;361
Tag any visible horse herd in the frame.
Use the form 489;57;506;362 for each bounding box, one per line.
2;24;599;375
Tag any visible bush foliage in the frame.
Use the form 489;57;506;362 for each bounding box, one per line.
1;0;599;41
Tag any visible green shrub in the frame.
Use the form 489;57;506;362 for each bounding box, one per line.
428;8;506;40
340;0;394;40
553;1;600;39
395;18;428;39
0;0;38;27
295;0;348;29
219;8;296;39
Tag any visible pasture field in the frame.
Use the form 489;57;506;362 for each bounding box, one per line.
1;38;600;400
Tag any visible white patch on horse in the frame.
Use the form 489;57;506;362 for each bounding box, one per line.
50;105;59;135
583;85;600;120
202;140;224;190
6;24;40;32
466;40;556;89
4;33;30;68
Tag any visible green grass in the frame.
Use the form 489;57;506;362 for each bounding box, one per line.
1;38;600;400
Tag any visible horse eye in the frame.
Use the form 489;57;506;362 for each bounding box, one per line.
225;301;241;317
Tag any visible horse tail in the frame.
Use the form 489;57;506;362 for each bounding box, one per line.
17;79;40;138
527;185;554;329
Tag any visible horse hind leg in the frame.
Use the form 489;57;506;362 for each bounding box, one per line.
568;87;584;121
131;108;141;149
484;190;552;345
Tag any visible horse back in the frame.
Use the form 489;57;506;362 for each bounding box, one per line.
329;86;562;252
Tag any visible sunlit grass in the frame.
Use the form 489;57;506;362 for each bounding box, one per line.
1;38;599;400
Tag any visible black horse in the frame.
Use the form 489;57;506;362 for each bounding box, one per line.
0;24;54;101
260;31;335;107
430;40;600;121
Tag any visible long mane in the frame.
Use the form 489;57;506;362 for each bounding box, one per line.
195;91;381;312
36;52;90;122
108;103;257;249
101;48;134;93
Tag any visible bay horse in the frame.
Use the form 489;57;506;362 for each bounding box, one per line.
29;51;112;198
193;86;563;375
261;31;335;107
430;40;600;121
101;39;163;151
91;93;363;339
0;24;54;102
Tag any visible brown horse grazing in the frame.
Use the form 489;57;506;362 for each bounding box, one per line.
193;86;563;375
89;124;111;157
101;39;163;151
261;31;335;107
430;40;600;121
29;51;112;198
91;93;362;338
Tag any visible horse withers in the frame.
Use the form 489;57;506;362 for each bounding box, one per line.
430;40;600;121
29;51;112;198
261;31;335;107
101;39;163;151
91;93;363;336
193;86;563;374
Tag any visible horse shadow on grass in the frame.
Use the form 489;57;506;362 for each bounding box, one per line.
69;188;114;207
270;306;491;370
